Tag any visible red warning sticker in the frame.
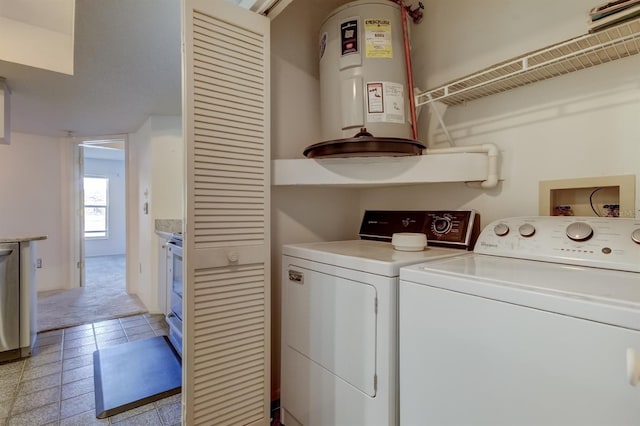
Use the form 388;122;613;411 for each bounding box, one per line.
367;82;384;113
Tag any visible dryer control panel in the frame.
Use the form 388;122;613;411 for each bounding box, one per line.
359;210;480;250
475;216;640;272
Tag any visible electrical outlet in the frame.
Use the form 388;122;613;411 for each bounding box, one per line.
36;258;42;268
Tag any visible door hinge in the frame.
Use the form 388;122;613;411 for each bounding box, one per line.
76;261;84;269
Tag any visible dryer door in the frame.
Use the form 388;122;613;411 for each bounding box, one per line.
284;265;377;396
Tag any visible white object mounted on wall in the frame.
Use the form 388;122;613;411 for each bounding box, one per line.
0;77;10;144
319;0;412;142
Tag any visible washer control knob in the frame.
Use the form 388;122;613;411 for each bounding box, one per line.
632;229;640;245
566;222;594;241
494;223;509;236
519;223;536;237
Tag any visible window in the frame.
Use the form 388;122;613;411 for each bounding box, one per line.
226;0;279;13
84;176;109;238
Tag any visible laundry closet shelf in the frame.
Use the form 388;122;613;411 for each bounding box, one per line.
415;17;640;107
272;153;495;187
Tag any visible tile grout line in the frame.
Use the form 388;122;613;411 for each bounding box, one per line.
58;328;66;425
59;324;103;425
93;323;115;426
94;321;116;425
119;317;129;341
146;314;162;425
3;315;171;426
90;323;99;426
5;358;26;425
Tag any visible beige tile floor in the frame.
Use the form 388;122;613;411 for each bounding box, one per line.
0;314;181;426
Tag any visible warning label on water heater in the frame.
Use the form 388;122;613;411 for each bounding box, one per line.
340;19;358;56
365;19;392;58
367;82;404;124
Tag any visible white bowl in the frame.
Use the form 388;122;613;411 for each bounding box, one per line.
392;233;427;251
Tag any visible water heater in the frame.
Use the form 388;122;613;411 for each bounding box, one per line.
306;0;423;158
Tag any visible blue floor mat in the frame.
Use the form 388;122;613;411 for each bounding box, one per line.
93;336;181;419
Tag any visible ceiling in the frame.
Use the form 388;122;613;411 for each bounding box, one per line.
0;0;181;138
0;0;73;34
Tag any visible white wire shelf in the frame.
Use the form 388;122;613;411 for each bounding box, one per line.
415;17;640;107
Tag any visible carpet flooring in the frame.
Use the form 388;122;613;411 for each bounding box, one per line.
37;255;147;332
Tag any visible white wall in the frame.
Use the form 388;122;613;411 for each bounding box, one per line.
359;56;640;226
271;0;348;159
0;0;74;75
84;157;126;257
412;0;596;90
0;132;71;291
129;117;151;305
360;0;640;226
128;115;182;313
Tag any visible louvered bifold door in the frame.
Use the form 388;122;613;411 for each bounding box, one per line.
182;1;270;425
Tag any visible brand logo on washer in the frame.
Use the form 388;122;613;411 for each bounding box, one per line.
480;242;498;248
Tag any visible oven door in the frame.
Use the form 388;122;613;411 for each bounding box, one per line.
167;242;183;320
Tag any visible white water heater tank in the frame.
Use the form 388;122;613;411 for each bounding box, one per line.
319;0;411;142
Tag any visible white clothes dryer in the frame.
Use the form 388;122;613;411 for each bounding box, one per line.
399;216;640;426
280;210;479;426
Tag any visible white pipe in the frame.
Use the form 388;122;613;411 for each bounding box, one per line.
425;143;499;188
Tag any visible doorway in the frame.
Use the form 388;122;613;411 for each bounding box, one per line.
35;137;149;332
81;139;127;290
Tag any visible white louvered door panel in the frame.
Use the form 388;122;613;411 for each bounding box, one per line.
183;1;270;425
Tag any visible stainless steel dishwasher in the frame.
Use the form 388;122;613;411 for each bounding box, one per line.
0;242;20;362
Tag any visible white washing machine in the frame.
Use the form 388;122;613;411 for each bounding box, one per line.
280;210;480;426
399;216;640;426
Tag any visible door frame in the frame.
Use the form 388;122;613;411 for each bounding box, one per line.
70;135;129;290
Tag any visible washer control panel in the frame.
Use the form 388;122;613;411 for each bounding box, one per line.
476;216;640;272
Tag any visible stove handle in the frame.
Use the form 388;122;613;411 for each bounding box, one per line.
626;348;640;386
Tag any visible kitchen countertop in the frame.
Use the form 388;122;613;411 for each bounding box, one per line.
0;235;48;243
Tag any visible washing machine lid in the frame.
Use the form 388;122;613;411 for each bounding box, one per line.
400;254;640;330
283;239;468;277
